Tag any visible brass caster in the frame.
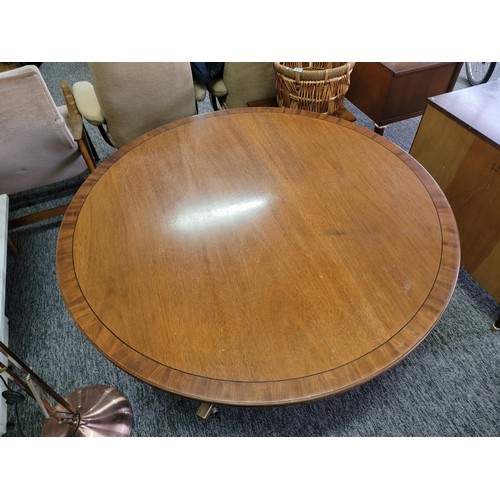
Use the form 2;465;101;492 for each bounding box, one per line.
196;402;218;420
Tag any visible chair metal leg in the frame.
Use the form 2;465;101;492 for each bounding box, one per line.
82;125;100;164
98;124;115;147
209;93;220;111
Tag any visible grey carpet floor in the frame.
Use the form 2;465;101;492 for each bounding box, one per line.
3;63;500;437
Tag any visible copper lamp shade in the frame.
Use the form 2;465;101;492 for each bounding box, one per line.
1;341;133;437
41;385;133;437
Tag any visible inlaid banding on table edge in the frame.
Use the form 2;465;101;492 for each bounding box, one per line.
65;234;454;388
67;220;449;384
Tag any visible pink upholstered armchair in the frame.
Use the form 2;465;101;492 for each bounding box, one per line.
0;65;96;227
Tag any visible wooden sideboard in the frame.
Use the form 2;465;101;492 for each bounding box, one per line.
346;62;463;134
410;80;500;302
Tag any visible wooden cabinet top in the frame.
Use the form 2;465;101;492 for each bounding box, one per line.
427;79;500;148
380;62;456;75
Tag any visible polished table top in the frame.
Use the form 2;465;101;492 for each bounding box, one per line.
57;108;460;406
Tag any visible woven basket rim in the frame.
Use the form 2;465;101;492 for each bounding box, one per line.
274;62;355;80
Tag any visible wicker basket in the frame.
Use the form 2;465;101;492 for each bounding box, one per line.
273;62;355;116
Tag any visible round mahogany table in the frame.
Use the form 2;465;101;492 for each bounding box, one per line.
57;108;460;408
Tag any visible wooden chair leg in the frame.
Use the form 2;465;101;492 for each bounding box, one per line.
7;237;18;256
77;138;96;173
8;204;68;230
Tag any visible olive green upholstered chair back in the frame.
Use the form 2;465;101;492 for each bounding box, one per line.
72;62;198;148
208;62;277;109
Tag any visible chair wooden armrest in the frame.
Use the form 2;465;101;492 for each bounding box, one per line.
61;80;83;140
71;80;116;147
61;80;96;173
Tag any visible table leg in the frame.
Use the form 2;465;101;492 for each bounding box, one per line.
196;402;218;420
374;124;387;135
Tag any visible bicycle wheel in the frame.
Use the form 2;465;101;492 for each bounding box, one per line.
465;62;496;85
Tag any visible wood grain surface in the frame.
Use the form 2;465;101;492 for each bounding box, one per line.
346;62;462;127
411;103;500;301
57;108;460;406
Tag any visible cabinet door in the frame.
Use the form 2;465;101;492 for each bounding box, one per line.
411;105;500;301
